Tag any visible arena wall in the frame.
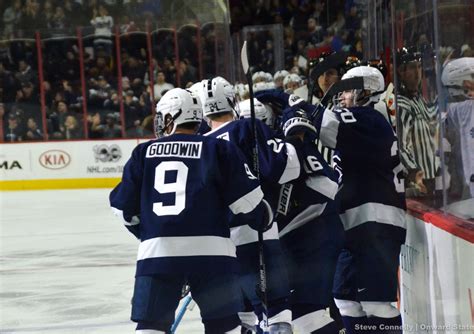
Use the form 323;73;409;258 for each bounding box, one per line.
0;140;147;190
401;200;474;333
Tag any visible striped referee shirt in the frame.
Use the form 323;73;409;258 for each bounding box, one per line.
397;93;439;180
313;97;336;164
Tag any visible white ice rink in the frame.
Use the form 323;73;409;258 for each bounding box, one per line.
0;189;203;333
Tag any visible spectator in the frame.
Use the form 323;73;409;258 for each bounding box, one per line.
88;76;111;107
121;76;132;94
15;60;36;86
177;59;197;88
328;11;346;35
20;1;45;32
0;40;13;67
2;0;22;38
42;0;55;26
25;117;43;140
0;62;16;103
261;40;275;72
90;112;122;138
290;0;311;38
0;102;5;137
63;0;82;26
161;57;176;85
307;17;325;47
4;112;23;142
153;71;174;101
122;56;146;92
48;6;68;31
55;100;72;126
90;5;114;55
62;114;82;139
104;91;120;111
88;55;113;82
143;57;160;86
124;89;144;136
60;51;80;82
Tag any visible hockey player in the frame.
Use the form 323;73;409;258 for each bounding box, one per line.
201;76;300;333
238;98;275;130
257;66;406;333
109;88;272;334
442;57;474;217
273;107;344;333
314;66;406;333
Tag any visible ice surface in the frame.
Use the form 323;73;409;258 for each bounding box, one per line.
0;189;203;333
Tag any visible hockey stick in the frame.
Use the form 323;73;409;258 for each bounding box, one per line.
170;293;195;333
241;41;269;330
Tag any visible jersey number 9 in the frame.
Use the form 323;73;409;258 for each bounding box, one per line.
153;161;188;216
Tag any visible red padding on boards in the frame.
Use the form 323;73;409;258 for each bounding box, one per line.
407;199;474;244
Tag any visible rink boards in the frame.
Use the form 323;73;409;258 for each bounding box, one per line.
0;139;150;190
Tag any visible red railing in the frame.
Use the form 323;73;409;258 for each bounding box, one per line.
0;22;230;143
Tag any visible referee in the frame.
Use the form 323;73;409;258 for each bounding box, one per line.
396;47;439;199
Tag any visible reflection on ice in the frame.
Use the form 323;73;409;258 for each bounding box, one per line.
0;189;202;333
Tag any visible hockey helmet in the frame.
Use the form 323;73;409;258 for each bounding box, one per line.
239;98;275;128
337;66;385;107
201;76;239;118
155;88;202;138
441;57;474;99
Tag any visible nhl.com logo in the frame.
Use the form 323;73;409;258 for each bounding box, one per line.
93;144;122;163
39;150;71;170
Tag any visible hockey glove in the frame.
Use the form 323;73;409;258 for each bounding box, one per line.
255;89;305;112
280;106;317;137
246;199;274;232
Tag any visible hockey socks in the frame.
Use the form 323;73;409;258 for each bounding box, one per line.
366;315;402;333
292;304;338;334
340;315;369;334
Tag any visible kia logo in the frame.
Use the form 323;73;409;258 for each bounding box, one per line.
39;150;71;169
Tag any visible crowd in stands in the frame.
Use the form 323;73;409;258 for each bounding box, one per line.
1;0;472;144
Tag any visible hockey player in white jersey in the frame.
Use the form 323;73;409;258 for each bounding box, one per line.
442;57;474;218
201;76;302;334
109;88;273;334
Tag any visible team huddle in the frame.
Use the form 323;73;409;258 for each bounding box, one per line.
109;54;409;334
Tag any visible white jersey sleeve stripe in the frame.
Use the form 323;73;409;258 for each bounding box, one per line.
320;109;340;149
228;186;264;215
339;202;406;231
278;143;301;184
230;222;279;246
305;175;339;200
278;203;327;237
137;236;236;260
111;207;140;226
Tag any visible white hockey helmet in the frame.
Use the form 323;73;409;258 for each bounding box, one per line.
264;72;273;82
283;74;302;93
201;76;239;118
283;73;302;87
274;70;289;81
188;80;206;104
441;57;474;99
252;71;266;83
155;88;202;138
253;81;276;92
239;98;274;128
338;66;385;106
